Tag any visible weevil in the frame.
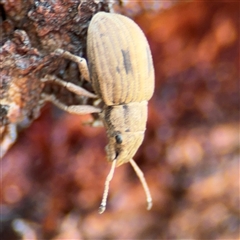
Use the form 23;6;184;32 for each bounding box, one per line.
42;12;155;213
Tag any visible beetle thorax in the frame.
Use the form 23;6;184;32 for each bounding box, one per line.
101;101;148;166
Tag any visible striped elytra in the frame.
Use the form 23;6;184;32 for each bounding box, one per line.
87;12;154;106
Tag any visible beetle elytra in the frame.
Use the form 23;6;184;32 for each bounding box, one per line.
42;11;155;213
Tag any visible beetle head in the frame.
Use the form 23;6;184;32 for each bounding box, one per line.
99;102;152;213
101;103;147;166
105;131;145;166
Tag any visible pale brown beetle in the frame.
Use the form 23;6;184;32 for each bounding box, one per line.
42;12;155;213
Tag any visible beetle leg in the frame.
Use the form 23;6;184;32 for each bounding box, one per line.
83;119;104;127
54;49;90;82
0;124;17;158
42;93;101;115
41;75;97;98
82;98;104;127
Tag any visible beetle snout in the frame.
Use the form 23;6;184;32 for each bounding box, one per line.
105;132;145;167
105;144;118;162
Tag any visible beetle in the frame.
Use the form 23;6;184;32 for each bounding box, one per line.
42;11;155;213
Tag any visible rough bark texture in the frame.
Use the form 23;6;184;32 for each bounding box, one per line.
1;1;239;239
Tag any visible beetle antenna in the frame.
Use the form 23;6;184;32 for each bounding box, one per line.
129;159;152;210
99;159;117;214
